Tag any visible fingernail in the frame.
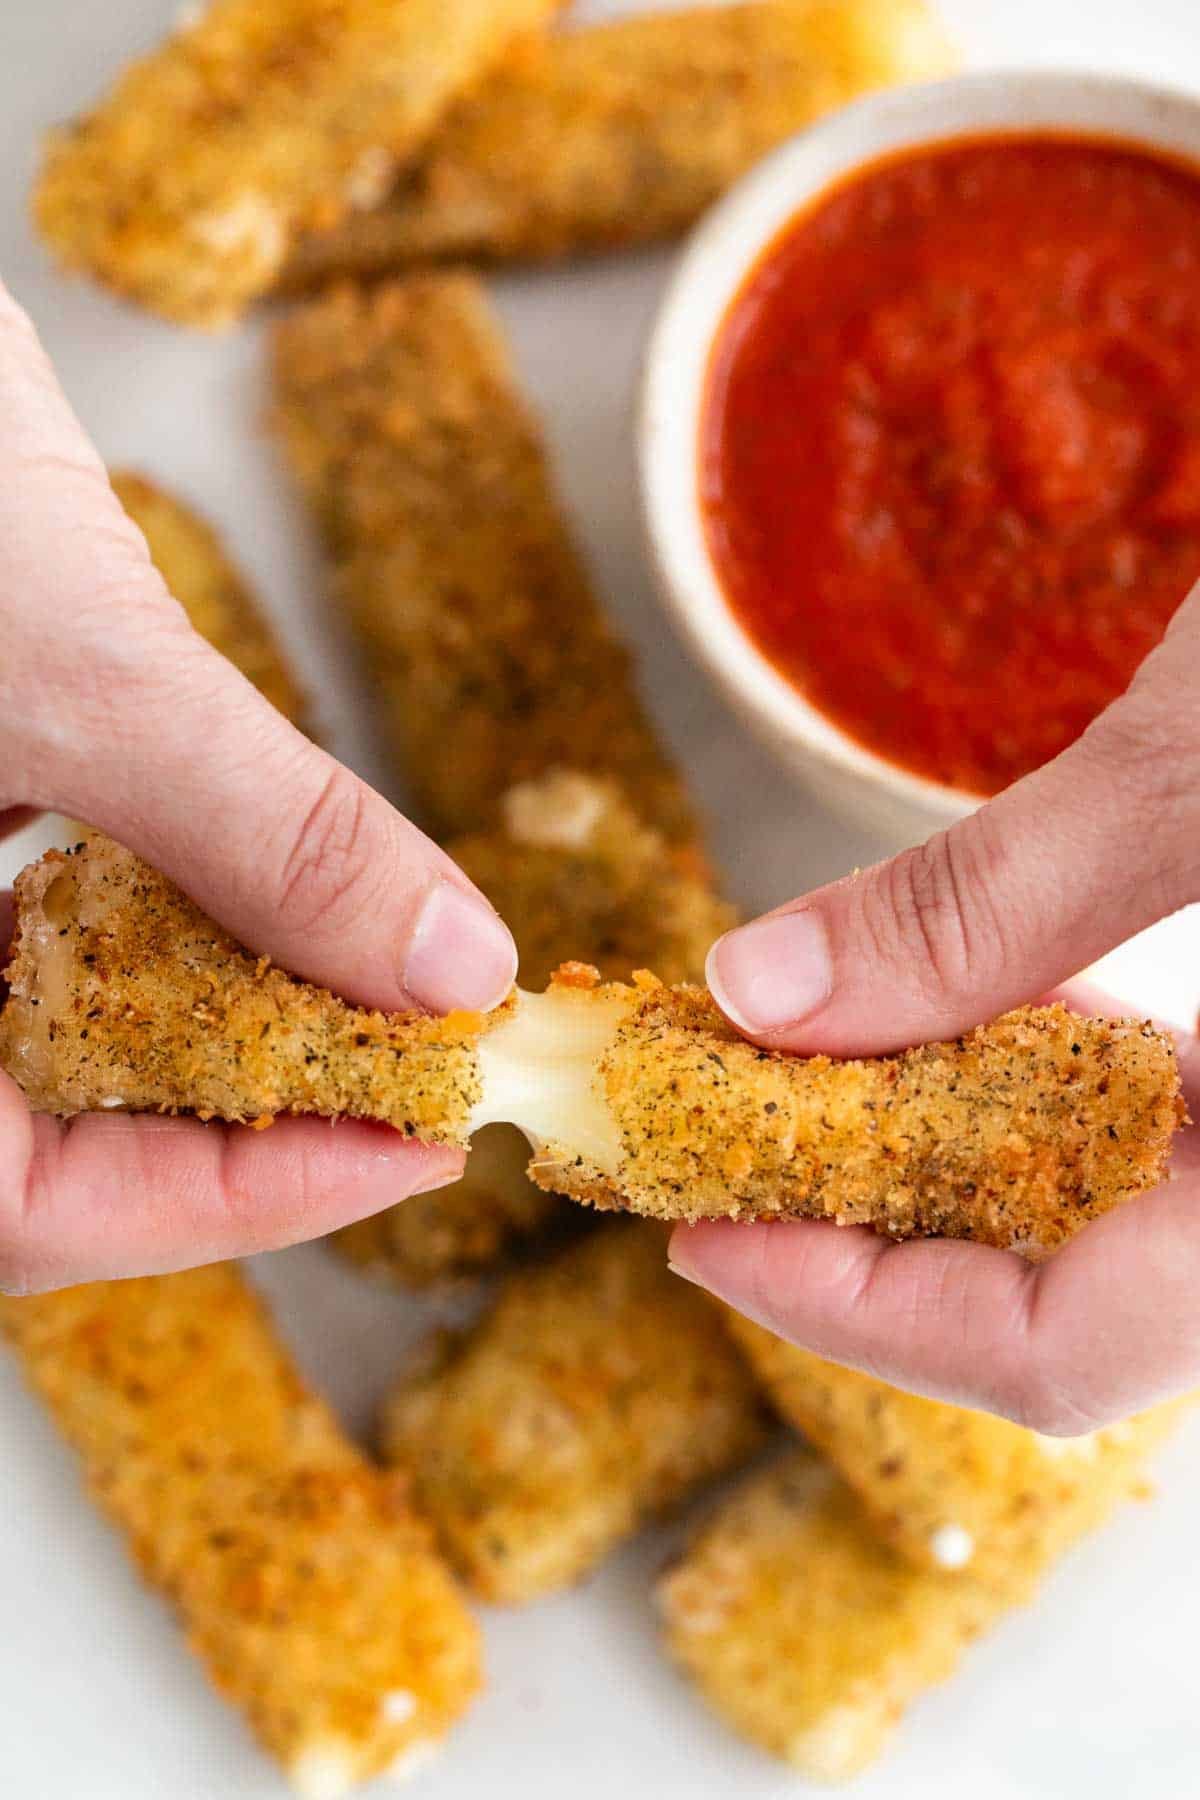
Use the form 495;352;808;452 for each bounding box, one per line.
706;910;832;1036
401;881;517;1015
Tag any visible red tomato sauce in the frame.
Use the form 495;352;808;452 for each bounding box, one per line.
702;136;1200;796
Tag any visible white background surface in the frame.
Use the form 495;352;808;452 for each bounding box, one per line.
3;2;1200;1796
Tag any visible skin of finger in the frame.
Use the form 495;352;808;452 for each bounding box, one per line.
708;585;1200;1059
0;1070;465;1293
670;1165;1200;1435
0;283;513;1013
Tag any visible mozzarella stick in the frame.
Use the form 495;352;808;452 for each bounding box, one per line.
271;275;697;845
728;1319;1185;1578
379;1221;771;1603
452;772;732;993
334;1123;566;1288
658;1427;1178;1779
0;1266;480;1796
282;0;955;287
335;772;734;1283
273;275;709;1278
33;0;563;328
113;470;309;727
0;840;1180;1256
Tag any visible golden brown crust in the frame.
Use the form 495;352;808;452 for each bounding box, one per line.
1;850;1178;1255
281;0;956;284
33;0;563;327
727;1319;1189;1579
379;1222;771;1603
0;838;488;1137
112;470;310;728
536;984;1183;1254
331;1122;567;1288
332;775;732;1285
658;1429;1177;1777
0;1266;481;1787
271;275;698;844
449;774;732;993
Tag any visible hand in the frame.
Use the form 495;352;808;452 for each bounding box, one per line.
0;282;516;1292
674;583;1200;1435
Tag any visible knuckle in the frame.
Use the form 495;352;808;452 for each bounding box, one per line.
862;820;1006;1012
1087;692;1200;905
272;768;383;938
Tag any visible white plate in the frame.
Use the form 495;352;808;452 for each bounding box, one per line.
3;3;1200;1797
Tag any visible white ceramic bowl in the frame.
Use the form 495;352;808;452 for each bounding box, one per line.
639;70;1200;848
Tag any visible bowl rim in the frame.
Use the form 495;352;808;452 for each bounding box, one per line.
637;67;1200;825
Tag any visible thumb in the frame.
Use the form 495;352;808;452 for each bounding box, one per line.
0;283;515;1017
706;585;1200;1056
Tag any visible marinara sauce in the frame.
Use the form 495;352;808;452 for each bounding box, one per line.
702;136;1200;795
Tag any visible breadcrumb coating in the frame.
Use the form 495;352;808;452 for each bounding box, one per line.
1;845;1179;1254
451;774;732;993
0;1266;480;1794
331;1122;568;1288
0;838;488;1138
728;1319;1188;1580
271;275;697;844
112;470;310;728
658;1430;1178;1779
537;980;1182;1254
282;0;955;286
33;0;563;327
379;1222;771;1603
334;774;732;1284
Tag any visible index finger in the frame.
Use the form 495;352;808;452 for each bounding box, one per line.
0;1070;462;1293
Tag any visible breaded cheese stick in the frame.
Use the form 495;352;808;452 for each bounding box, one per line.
113;470;309;727
333;1122;565;1288
271;275;697;845
379;1221;771;1603
658;1429;1177;1779
728;1318;1185;1579
0;1266;480;1796
452;772;732;993
0;842;1181;1255
112;467;560;1287
0;837;486;1136
282;0;955;287
334;772;735;1283
33;0;563;328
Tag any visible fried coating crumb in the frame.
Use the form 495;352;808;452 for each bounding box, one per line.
0;838;489;1137
34;0;563;327
282;0;955;286
727;1320;1189;1578
0;1266;480;1792
271;275;698;844
536;982;1182;1255
451;773;732;993
333;773;733;1285
658;1429;1178;1779
379;1222;771;1603
331;1122;569;1288
1;843;1179;1255
112;470;310;727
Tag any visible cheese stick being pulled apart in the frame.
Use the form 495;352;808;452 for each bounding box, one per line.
280;0;955;288
33;0;564;328
1;839;1181;1257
